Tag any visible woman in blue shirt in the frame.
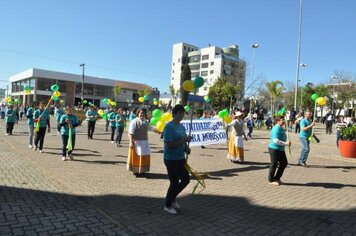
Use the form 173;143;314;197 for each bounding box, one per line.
163;104;191;215
59;106;80;161
268;116;291;185
33;102;51;153
5;105;16;135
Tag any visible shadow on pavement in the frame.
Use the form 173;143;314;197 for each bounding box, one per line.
283;182;356;189
72;159;125;165
1;185;355;235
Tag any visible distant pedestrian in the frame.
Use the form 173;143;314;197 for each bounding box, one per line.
5;105;16;135
163;104;191;215
33;102;51;153
297;111;314;166
108;108;117;143
245;113;254;139
26;102;37;148
268;116;291;186
325;109;333;134
115;108;126;147
86;106;98;139
226;111;248;163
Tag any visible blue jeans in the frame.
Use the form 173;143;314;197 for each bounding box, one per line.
28;124;34;146
298;137;310;164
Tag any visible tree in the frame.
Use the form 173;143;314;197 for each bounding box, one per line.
180;64;191;106
113;84;122;101
266;80;284;115
208;77;241;111
169;85;178;107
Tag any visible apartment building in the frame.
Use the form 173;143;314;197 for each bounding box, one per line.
170;42;246;97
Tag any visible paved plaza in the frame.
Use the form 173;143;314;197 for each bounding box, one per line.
0;117;355;235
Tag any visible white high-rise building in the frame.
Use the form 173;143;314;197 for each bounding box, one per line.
170;42;246;98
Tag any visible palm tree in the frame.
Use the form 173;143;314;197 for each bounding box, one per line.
169;85;177;107
266;80;284;115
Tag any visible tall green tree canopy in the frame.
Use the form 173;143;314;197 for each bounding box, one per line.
180;64;191;106
208;77;241;110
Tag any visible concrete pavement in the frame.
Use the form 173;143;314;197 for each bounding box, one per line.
0;117;355;235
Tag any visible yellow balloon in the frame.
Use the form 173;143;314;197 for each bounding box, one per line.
223;116;233;124
25;90;31;94
316;97;326;106
138;97;144;103
98;109;103;116
156;121;166;133
161;112;172;122
153;101;158;105
182;80;195;92
53;91;61;97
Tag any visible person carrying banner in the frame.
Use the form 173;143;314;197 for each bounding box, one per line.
59;106;80;161
226;111;248;163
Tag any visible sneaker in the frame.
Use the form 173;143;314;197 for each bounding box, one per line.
277;180;284;185
29;145;33;148
163;206;177;215
39;150;43;153
62;156;66;161
69;154;73;160
269;181;280;186
302;162;308;167
6;133;9;136
172;201;180;209
111;141;115;144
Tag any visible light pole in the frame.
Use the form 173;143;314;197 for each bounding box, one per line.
80;64;85;105
251;43;259;97
299;63;308;110
294;0;304;111
331;75;338;115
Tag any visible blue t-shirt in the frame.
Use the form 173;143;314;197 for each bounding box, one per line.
34;108;50;128
86;110;98;121
108;111;116;127
299;118;312;138
163;121;187;160
60;114;79;135
26;107;34;125
5;109;16;123
268;124;287;151
115;114;126;128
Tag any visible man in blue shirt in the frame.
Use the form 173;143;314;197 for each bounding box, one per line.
298;111;315;166
163;104;191;215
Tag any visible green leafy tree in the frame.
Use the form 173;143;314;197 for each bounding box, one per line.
266;80;284;114
180;64;191;106
208;77;241;110
169;84;179;107
113;84;122;101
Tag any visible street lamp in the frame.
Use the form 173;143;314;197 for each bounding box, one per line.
80;63;85;104
299;63;308;110
330;75;338;114
251;43;259;93
294;0;304;111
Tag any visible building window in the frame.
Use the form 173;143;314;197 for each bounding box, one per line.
171;77;174;80
191;72;199;77
178;58;181;62
184;46;186;50
173;62;175;66
189;55;200;63
188;47;190;51
210;70;214;74
202;54;209;60
204;86;208;91
189;64;200;70
201;71;208;76
172;70;174;73
201;63;209;68
210;62;214;66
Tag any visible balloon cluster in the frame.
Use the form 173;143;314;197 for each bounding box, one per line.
218;108;232;124
24;85;31;94
103;98;117;107
97;109;107;119
50;84;61;102
150;109;172;132
153;98;158;106
311;93;326;106
3;97;22;105
182;77;205;92
138;95;150;103
204;95;211;103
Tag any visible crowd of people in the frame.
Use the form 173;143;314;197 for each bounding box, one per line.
1;101;355;214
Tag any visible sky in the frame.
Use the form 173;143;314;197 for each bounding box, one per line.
0;0;355;94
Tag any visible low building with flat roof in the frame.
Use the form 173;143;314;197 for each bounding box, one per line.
9;68;159;108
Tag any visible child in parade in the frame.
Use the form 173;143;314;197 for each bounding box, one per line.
108;108;117;143
86;105;98;139
33;102;51;153
26;102;37;148
59;106;80;161
115;108;126;147
5;105;16;135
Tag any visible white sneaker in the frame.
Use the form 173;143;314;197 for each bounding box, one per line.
6;133;9;136
269;181;280;186
62;156;66;161
163;206;177;215
39;150;43;153
111;141;115;144
172;201;180;209
29;145;33;148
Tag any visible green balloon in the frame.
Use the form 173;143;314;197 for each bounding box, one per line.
311;93;319;101
150;116;160;126
51;84;59;92
52;96;59;101
144;95;149;101
184;105;190;112
193;77;205;88
103;98;108;104
218;110;225;118
222;109;229;117
24;85;31;91
83;100;88;104
101;113;107;119
152;109;162;118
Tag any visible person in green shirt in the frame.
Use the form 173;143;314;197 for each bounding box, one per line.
59;106;80;161
115;108;126;147
86;106;98;139
5;105;16;135
26;102;37;148
33;102;51;153
108;108;117;143
298;111;315;166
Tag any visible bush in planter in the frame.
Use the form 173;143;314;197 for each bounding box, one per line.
340;125;356;141
339;125;356;158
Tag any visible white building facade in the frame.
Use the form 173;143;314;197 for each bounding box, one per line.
170;42;246;97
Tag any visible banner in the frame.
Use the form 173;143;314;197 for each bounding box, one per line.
181;118;227;147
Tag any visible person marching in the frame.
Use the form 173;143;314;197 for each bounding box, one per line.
33;102;51;153
297;111;315;166
59;106;80;161
115;108;126;147
108;108;117;143
268;116;291;186
54;103;64;134
86;105;98;139
163;104;191;215
26;102;37;148
226;111;248;163
127;108;159;177
5;104;16;135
